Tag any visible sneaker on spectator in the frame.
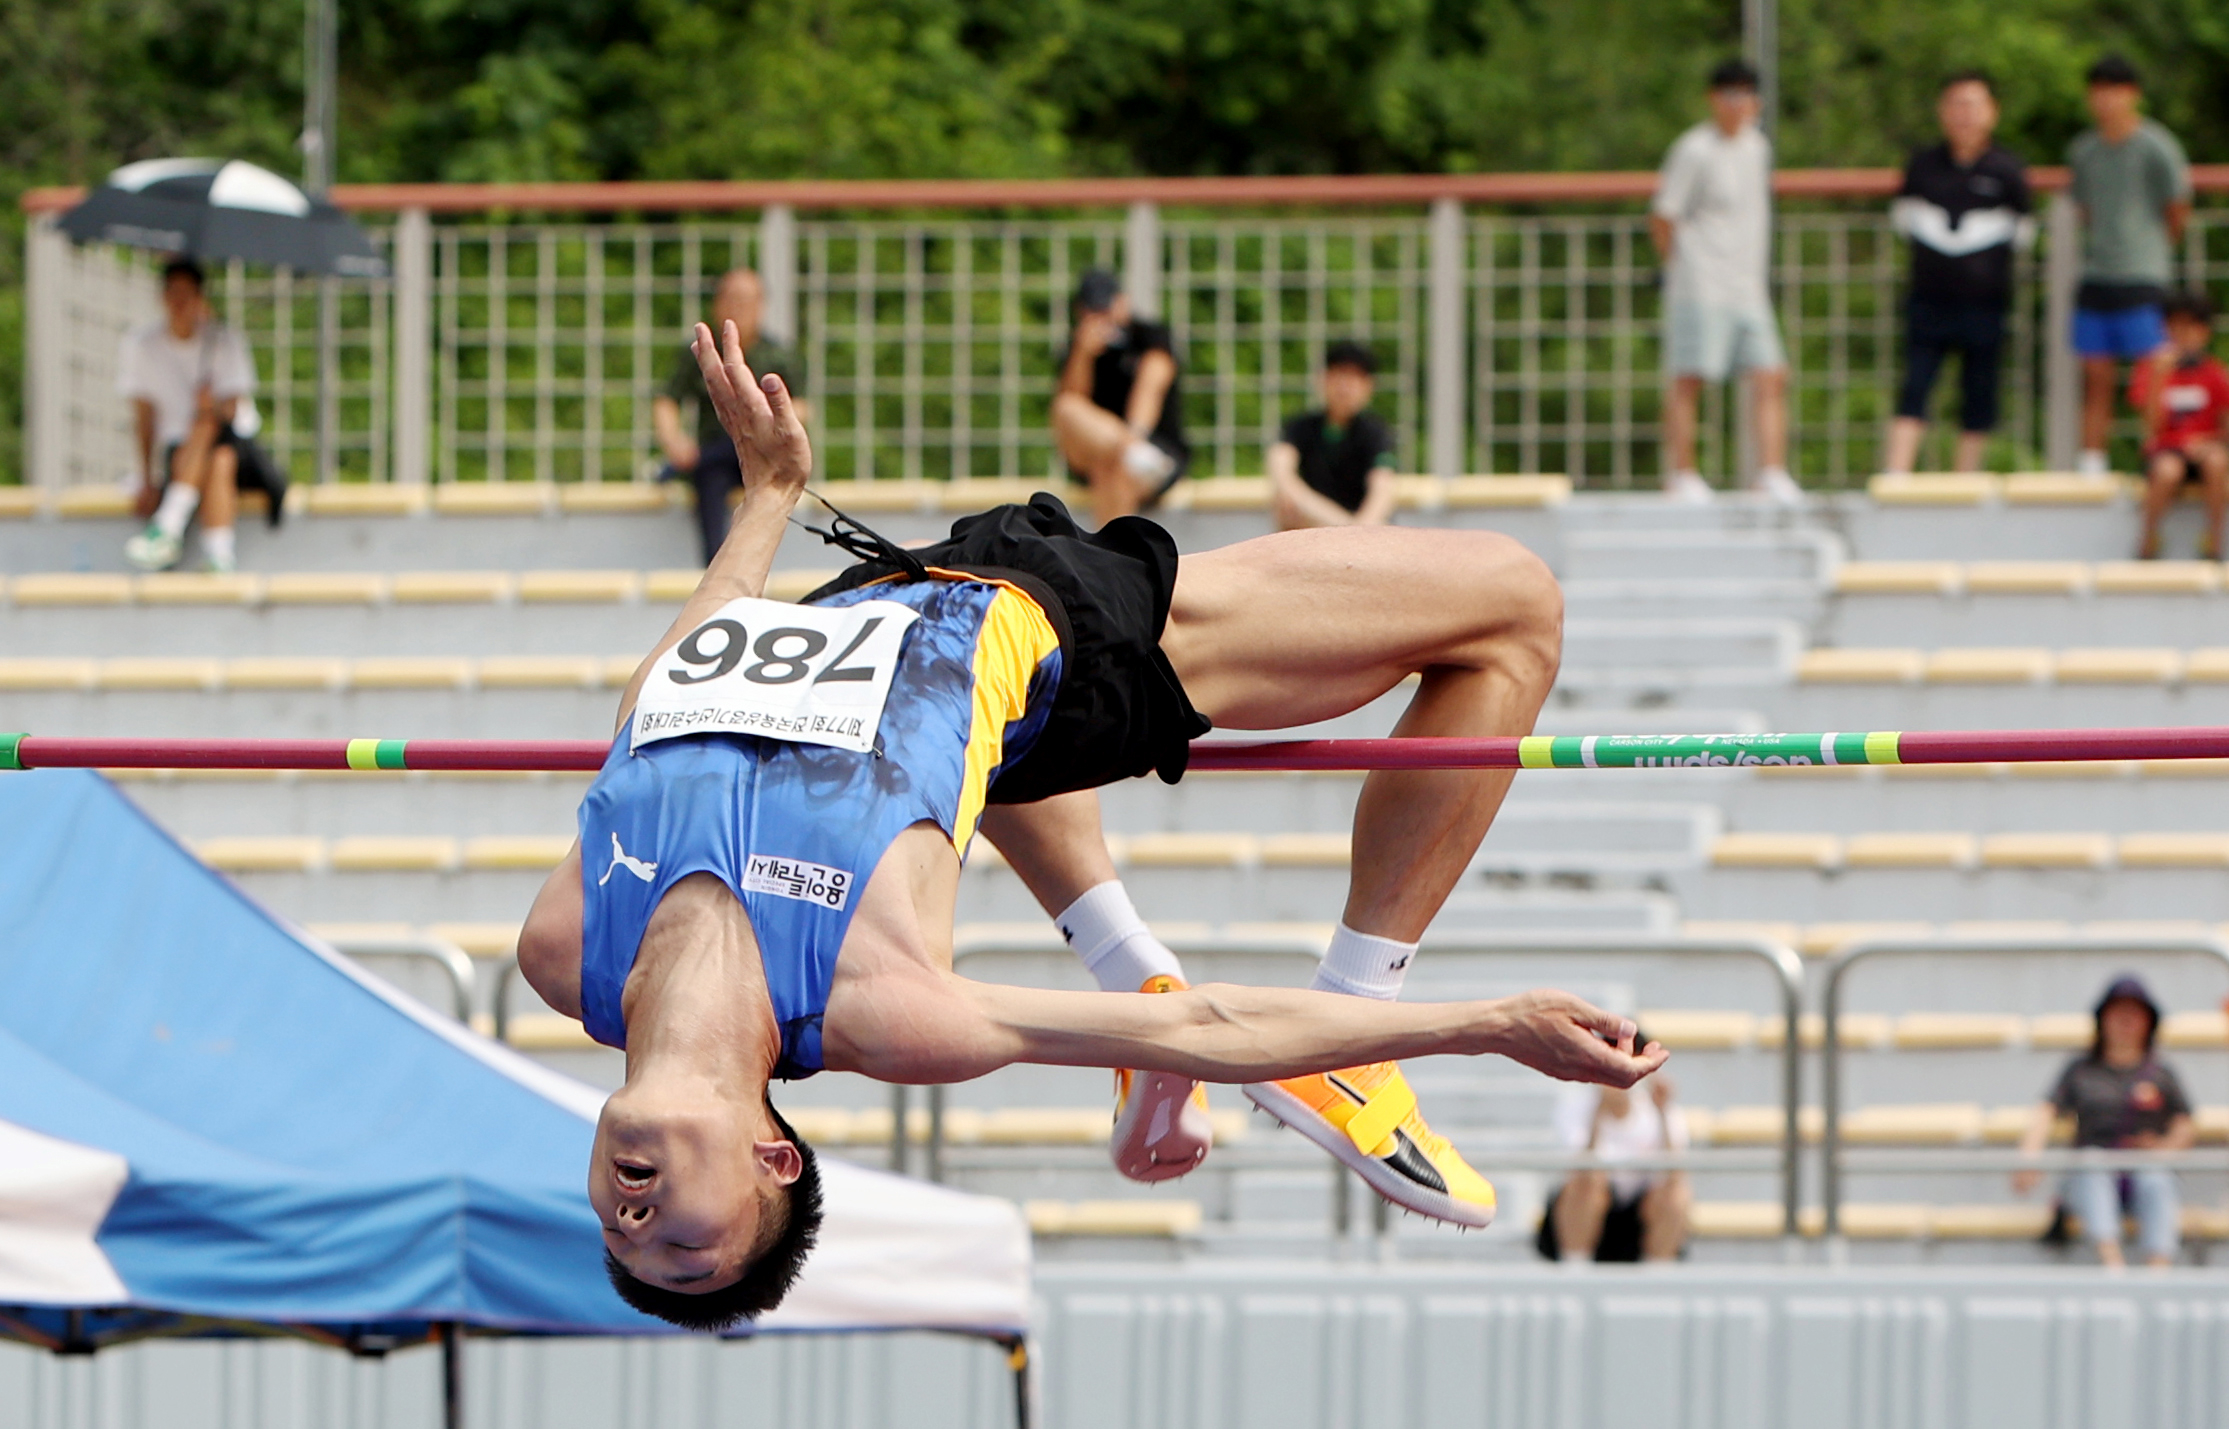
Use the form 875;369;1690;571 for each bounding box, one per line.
1663;470;1715;504
1121;439;1177;485
1753;467;1803;505
204;550;237;575
124;525;183;572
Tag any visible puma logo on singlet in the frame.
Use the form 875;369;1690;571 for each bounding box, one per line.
599;832;658;886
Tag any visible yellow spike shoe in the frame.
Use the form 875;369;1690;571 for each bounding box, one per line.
1110;975;1214;1182
1244;1061;1496;1227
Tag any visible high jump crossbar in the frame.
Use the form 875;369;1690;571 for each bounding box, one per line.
12;728;2229;773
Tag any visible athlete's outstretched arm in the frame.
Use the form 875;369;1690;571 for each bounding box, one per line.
853;979;1664;1089
614;319;814;728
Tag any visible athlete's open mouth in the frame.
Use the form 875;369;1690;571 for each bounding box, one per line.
613;1159;655;1189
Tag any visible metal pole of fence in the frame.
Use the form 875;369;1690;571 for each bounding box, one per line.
1428;197;1466;480
1123;202;1161;323
23;217;62;490
759;204;798;349
320;932;477;1024
888;1085;910;1174
1820;933;2229;1254
2044;194;2081;471
393;208;432;485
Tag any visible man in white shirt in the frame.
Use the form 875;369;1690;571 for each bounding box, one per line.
1651;60;1799;504
1546;1059;1691;1262
120;258;263;572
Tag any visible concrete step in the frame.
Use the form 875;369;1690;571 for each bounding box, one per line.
1833;493;2177;562
1564;618;1802;675
1826;591;2229;649
1565;576;1824;624
0;599;678;658
1558;492;1827;533
1562;528;1843;583
1675;862;2229;924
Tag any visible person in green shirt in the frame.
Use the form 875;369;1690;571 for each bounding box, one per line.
653;267;806;562
2068;54;2192;474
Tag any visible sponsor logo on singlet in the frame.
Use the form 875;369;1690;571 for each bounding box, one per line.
743;853;852;911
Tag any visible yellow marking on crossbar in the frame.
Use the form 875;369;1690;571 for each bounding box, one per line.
1864;730;1902;765
345;739;383;772
1518;736;1555;769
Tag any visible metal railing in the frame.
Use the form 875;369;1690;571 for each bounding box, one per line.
913;928;1807;1240
1819;932;2229;1248
322;931;478;1025
23;172;2229;494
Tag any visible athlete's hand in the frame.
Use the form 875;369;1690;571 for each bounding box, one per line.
1479;989;1667;1088
692;319;810;498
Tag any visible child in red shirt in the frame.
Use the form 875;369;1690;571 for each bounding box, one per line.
2133;291;2229;559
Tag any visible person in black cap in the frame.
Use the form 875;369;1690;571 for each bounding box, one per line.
1053;269;1189;526
1269;341;1399;530
2013;974;2194;1266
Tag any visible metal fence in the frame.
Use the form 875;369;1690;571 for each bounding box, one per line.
23;188;2229;493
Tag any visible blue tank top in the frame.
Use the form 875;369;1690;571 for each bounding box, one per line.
575;576;1063;1077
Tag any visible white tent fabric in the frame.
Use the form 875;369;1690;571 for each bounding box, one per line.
0;1119;129;1305
766;1158;1032;1333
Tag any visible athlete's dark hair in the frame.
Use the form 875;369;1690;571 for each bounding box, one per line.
2163;289;2215;326
1708;59;1759;93
1939;69;1996;97
161;257;206;291
1323;340;1377;375
604;1105;822;1331
2086;53;2141;88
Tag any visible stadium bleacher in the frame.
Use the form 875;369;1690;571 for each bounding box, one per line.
10;470;2226;1264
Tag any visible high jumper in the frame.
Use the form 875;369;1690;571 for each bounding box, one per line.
514;318;1666;1328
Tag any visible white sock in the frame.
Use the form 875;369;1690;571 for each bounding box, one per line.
1310;921;1420;1001
202;526;235;565
153;483;201;537
2077;449;2109;476
1055;881;1184;993
1759;465;1792;484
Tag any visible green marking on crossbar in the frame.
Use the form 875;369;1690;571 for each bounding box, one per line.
0;733;23;772
346;738;410;771
1516;732;1906;769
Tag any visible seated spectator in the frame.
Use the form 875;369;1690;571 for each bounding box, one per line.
1537;1051;1690;1263
654;267;806;564
1053;270;1188;527
123;258;284;573
2014;975;2194;1268
1269;341;1398;529
2130;291;2229;560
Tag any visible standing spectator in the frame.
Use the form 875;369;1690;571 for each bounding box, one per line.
1651;59;1800;505
2130;292;2229;559
2014;975;2194;1268
1883;72;2032;475
1269;340;1398;529
2069;54;2192;476
1053;269;1189;527
1538;1057;1691;1263
654;267;806;564
122;258;275;573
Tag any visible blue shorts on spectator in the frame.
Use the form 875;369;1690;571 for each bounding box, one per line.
2075;298;2167;360
1666;303;1784;381
2062;1167;2179;1261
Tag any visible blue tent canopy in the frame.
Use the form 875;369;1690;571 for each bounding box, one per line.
0;771;1029;1351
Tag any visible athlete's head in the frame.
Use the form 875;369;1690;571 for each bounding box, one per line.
1321;340;1377;425
591;1092;822;1330
1706;59;1760;135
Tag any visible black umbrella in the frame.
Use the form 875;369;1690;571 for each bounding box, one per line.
57;158;386;278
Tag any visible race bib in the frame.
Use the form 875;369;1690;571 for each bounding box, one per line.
630;596;919;755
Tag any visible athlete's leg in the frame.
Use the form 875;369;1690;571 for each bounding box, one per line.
978;790;1209;1181
1163;525;1562;940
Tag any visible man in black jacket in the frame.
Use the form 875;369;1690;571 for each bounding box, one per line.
1883;72;2031;475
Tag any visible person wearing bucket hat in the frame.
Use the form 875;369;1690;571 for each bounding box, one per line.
2013;974;2195;1267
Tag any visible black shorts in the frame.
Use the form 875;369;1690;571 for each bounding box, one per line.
803;493;1211;803
2150;447;2219;483
161;426;289;527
